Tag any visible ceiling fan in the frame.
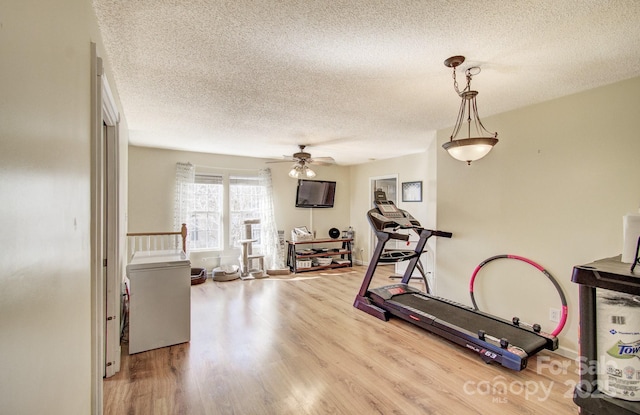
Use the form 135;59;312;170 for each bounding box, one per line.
268;145;335;178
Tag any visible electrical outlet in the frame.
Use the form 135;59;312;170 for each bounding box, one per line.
549;308;560;323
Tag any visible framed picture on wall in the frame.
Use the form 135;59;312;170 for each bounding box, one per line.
401;181;422;202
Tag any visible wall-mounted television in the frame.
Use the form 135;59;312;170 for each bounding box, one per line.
295;179;336;208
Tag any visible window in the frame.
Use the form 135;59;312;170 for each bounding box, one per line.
176;164;282;268
229;176;263;251
188;173;264;252
190;174;223;250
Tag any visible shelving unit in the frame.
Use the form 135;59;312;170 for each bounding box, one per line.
287;238;353;273
571;255;640;415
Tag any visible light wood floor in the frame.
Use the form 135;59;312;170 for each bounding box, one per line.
104;265;579;414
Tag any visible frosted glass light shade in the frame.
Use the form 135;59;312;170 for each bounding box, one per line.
442;137;498;165
288;164;316;178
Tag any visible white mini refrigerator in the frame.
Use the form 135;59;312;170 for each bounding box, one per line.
126;250;191;354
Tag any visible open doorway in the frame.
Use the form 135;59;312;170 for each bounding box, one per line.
371;177;397;204
368;175;398;265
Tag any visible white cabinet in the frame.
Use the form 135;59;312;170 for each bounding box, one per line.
126;250;191;354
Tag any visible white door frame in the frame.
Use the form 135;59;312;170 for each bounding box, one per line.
91;42;122;415
90;43;105;415
103;73;121;378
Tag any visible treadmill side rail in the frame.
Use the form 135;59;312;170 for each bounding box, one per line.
354;295;389;321
383;296;531;371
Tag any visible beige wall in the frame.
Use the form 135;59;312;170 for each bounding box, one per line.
348;141;437;266
127;146;351;269
436;76;640;357
0;0;127;413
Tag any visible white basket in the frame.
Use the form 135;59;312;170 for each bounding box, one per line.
291;231;313;242
316;258;333;266
296;260;312;269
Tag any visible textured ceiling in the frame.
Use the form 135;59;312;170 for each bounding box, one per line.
93;0;640;165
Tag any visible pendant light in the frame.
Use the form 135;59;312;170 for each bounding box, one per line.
442;56;498;165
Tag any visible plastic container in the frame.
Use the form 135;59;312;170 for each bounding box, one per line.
296;260;312;269
597;288;640;401
316;258;333;266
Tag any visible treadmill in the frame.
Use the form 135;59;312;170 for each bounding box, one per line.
353;191;558;371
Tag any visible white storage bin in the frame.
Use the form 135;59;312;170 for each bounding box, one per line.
291;231;313;242
296;260;312;268
316;257;333;266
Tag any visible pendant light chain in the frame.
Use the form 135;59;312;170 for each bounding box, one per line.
452;66;461;96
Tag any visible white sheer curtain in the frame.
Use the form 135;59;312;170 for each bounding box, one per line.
259;168;284;269
173;164;281;268
174;162;195;251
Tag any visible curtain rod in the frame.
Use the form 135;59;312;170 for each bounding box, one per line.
192;164;267;172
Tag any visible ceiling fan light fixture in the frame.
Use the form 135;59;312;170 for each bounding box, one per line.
288;166;300;178
273;145;332;178
288;163;316;179
442;55;499;165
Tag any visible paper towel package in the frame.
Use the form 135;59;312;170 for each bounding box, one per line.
622;214;640;264
597;288;640;401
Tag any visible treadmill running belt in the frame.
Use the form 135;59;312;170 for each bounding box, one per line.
389;293;547;352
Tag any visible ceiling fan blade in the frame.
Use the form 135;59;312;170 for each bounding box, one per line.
308;157;335;166
266;158;296;164
270;145;336;167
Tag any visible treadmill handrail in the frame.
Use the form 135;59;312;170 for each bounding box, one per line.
387;231;410;241
368;208;452;241
357;201;453;300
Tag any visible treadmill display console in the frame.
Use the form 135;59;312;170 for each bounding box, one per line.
368;191;418;230
376;201;403;218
